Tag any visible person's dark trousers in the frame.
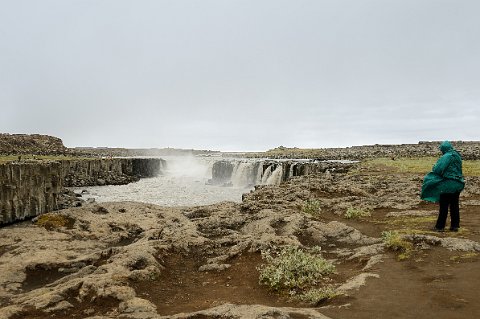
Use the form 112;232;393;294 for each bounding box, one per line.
435;192;460;230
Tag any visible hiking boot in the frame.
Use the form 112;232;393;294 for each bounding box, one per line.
432;227;444;232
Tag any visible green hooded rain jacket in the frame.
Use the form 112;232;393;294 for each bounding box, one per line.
421;141;465;203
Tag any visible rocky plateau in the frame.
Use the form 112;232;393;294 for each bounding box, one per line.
1;160;480;319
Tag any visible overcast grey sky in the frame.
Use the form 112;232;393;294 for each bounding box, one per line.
1;0;479;151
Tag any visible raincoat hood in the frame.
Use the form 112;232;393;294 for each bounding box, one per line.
440;141;453;154
421;140;464;203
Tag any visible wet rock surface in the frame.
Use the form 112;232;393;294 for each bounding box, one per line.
1;165;479;318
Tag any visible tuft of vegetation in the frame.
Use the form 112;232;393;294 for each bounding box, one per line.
382;230;413;261
36;213;75;230
344;207;371;219
302;200;321;216
258;246;335;292
296;287;340;305
450;252;478;262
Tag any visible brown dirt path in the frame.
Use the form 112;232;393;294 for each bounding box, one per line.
132;252;298;316
321;248;480;319
321;203;480;319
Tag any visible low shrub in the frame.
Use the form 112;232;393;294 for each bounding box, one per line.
302;200;321;216
382;230;413;260
344;207;371;219
258;246;335;292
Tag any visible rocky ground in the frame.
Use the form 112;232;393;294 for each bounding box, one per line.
0;134;67;156
1;162;480;319
237;141;480;160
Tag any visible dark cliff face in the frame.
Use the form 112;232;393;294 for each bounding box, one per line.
210;161;235;185
60;158;166;187
0;162;62;225
61;159;137;187
0;158;165;225
132;158;166;178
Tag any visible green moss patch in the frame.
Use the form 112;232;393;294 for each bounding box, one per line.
382;230;414;261
36;213;75;230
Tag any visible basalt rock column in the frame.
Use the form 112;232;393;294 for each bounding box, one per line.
0;158;165;225
132;158;165;178
0;161;62;225
210;161;235;185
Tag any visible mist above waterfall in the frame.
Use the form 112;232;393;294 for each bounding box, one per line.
162;155;212;179
74;156;246;206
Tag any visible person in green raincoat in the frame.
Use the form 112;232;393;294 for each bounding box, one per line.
421;141;465;231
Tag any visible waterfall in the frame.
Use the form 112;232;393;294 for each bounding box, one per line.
288;163;295;179
229;162;285;186
209;158;353;188
264;164;283;185
255;162;263;185
261;164;274;184
231;162;257;187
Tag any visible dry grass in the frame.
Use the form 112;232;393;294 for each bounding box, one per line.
344;207;371;219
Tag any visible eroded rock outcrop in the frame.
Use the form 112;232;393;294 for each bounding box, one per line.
1;164;479;318
0;134;67;155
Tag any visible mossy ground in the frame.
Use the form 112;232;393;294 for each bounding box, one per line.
36;213;75;230
381;230;414;261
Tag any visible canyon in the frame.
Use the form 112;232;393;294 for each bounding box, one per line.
1;133;480;319
0;158;164;225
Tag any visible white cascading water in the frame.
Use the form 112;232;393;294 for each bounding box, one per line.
261;164;273;184
231;162;254;187
288;163;295;179
255;162;264;185
264;164;283;185
215;160;290;188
